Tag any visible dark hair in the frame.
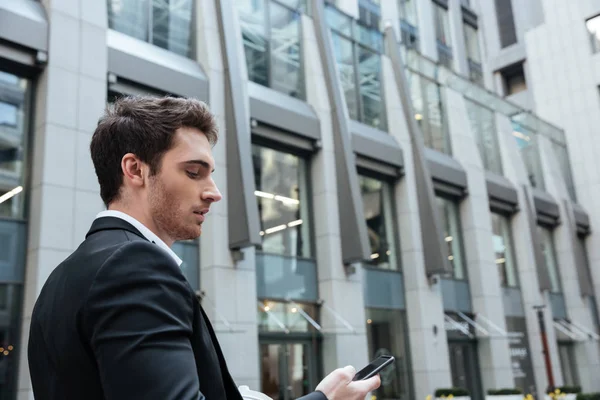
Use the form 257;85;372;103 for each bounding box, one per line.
90;95;218;207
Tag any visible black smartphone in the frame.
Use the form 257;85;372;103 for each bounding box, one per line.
352;355;395;381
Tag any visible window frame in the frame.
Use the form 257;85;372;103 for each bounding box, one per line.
538;225;562;294
326;4;388;131
464;97;503;174
238;0;307;99
251;138;315;260
490;212;519;288
436;195;468;281
357;168;401;272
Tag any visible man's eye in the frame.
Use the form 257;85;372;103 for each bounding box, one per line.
186;171;199;178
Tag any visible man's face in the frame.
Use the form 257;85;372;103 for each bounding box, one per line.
146;127;221;243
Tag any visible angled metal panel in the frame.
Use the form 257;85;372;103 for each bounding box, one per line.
311;0;370;263
0;0;48;52
248;82;321;141
107;30;209;100
216;1;261;249
486;171;519;214
384;26;451;276
425;148;468;197
563;200;594;296
531;187;560;226
572;203;590;234
523;185;552;291
350;120;404;169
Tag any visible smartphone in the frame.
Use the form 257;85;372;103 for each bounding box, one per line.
352;355;395;381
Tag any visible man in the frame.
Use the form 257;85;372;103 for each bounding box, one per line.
28;96;380;400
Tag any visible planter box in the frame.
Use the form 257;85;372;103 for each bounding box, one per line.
436;397;470;400
544;395;577;400
486;395;523;400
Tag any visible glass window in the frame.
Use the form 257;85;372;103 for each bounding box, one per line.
258;300;319;333
327;4;387;131
491;213;518;287
494;0;517;48
0;72;29;220
357;47;386;130
463;24;481;64
437;197;466;280
538;227;561;293
332;32;359;120
358;175;399;270
237;0;305;99
107;0;194;58
398;0;418;27
552;141;576;201
253;145;312;258
365;309;411;400
557;343;579;386
465;99;502;174
586;14;600;53
172;239;200;291
0;284;23;399
407;71;450;154
434;4;451;46
512;121;544;190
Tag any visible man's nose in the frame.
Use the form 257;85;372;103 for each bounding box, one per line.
203;179;222;203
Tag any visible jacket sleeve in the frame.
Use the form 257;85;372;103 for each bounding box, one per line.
82;241;203;400
297;392;328;400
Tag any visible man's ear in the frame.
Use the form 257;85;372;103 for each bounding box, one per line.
121;153;146;188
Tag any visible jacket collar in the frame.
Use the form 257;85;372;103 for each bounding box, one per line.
86;216;145;240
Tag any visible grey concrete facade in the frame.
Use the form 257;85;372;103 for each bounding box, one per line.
1;1;599;400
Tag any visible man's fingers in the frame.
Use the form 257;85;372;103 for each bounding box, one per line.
349;374;381;392
340;365;356;382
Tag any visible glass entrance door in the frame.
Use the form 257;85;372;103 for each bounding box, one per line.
260;342;317;400
448;341;483;400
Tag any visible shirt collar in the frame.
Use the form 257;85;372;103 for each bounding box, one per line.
95;210;183;266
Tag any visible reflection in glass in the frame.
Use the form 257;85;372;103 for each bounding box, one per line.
260;342;312;400
238;0;304;99
357;47;386;130
107;0;194;57
0;284;23;400
538;227;561;293
436;197;465;280
491;213;517;287
463;24;481;64
0;72;28;219
253;146;311;258
331;33;359;120
465;99;502;174
365;309;411;400
358;175;398;270
258;301;319;333
172;239;199;291
407;71;449;154
398;0;417;26
512;122;545;190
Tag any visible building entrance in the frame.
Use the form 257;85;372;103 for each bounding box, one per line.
448;340;483;400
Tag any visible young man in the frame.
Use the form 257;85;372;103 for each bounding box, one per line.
28;96;380;400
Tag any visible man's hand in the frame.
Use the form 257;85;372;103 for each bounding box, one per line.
315;365;381;400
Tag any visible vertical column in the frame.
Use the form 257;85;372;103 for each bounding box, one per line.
416;0;438;61
537;136;600;392
382;56;452;400
495;113;563;397
384;27;453;400
206;0;260;389
18;0;108;398
448;0;469;76
380;1;401;41
445;89;514;390
302;14;370;374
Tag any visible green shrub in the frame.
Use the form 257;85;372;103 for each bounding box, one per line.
548;386;582;394
435;388;470;397
487;388;524;395
576;393;600;400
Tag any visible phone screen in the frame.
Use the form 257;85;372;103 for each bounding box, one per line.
353;355;394;381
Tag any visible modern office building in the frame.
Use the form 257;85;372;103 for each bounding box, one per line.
0;0;599;399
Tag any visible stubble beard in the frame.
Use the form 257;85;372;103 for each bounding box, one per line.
148;176;201;242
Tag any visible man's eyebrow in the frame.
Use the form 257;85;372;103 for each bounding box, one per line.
183;159;215;173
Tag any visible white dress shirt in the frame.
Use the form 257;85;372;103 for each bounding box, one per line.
95;210;183;266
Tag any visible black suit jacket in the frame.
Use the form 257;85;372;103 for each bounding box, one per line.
28;217;327;400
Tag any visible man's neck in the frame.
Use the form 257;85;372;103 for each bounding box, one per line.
107;204;174;247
